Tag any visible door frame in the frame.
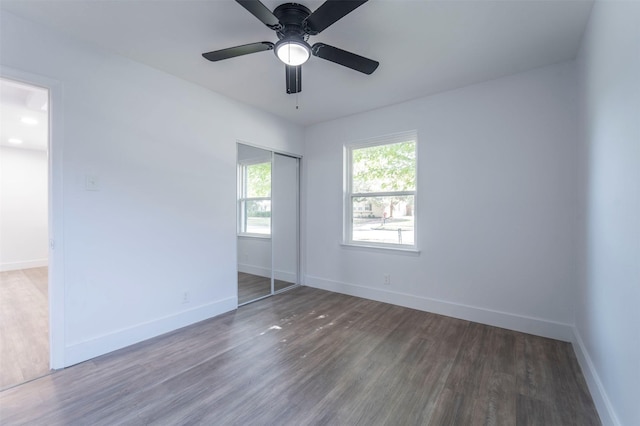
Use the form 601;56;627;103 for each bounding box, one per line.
1;66;65;369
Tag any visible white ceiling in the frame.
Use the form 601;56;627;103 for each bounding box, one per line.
0;0;593;126
0;78;48;151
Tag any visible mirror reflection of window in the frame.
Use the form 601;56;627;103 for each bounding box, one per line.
237;144;273;305
239;161;271;236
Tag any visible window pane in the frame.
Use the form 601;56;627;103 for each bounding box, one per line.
243;200;271;234
246;162;271;198
352;141;416;193
352;195;414;245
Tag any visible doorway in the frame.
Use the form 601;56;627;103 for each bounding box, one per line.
0;77;51;389
236;143;300;305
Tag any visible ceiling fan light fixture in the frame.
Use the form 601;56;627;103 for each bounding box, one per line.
275;38;310;66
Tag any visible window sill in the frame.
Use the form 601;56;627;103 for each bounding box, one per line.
340;243;420;256
238;234;271;240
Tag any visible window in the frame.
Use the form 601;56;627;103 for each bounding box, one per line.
344;131;417;249
238;160;271;236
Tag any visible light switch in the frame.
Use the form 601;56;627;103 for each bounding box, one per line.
85;174;100;191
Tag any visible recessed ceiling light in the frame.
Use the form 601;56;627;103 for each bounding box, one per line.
8;138;23;144
20;116;38;125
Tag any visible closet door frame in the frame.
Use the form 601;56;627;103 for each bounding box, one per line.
236;141;301;307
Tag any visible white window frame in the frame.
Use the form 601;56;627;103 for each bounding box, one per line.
237;158;272;238
343;130;418;251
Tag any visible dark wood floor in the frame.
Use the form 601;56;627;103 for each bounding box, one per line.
237;271;295;305
0;287;600;425
0;267;49;391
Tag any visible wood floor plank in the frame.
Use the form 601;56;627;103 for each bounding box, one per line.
0;286;600;425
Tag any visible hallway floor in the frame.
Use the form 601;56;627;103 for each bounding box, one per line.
0;267;49;390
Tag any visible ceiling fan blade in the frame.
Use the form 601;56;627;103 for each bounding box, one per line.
202;42;274;62
285;65;302;94
236;0;281;29
303;0;368;35
311;43;379;75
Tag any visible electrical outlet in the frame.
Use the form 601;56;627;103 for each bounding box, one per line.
384;274;391;285
182;291;189;304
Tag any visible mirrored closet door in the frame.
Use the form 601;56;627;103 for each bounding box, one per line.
236;143;299;306
272;153;299;294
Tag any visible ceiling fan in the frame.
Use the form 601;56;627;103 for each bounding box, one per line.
202;0;379;94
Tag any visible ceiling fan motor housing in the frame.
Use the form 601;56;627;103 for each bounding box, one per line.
274;3;312;41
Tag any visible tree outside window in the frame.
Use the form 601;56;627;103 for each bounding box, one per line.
239;161;271;235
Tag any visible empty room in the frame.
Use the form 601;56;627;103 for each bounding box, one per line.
0;1;637;425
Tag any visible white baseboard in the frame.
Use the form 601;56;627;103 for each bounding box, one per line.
305;275;573;342
238;263;270;278
571;327;621;426
0;258;48;272
238;264;296;283
274;269;296;283
64;296;237;367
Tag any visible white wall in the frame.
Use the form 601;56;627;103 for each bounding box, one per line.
304;61;581;340
575;2;640;426
0;146;48;271
0;11;303;366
